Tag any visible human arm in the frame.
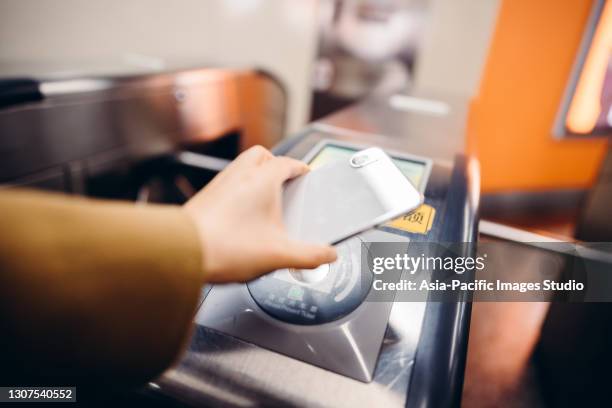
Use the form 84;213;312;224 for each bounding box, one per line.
0;146;336;387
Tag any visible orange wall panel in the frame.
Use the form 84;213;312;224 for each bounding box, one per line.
467;0;608;193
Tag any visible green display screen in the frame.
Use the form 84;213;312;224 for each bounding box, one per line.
308;144;427;189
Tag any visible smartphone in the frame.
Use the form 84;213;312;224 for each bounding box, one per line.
282;147;423;244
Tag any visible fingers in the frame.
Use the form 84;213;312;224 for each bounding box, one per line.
212;145;273;184
262;156;310;184
274;240;337;270
232;145;274;168
228;147;306;183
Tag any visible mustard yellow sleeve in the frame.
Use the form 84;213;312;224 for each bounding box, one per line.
0;189;204;388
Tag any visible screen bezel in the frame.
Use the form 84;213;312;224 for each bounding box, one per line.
553;0;610;139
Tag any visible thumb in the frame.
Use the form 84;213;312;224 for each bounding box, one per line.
276;240;337;271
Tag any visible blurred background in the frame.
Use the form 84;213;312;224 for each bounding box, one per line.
1;0;611;407
0;0;499;205
0;0;497;131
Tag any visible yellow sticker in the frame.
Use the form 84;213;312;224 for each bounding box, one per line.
385;204;436;234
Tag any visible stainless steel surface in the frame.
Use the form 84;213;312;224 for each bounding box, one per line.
480;220;612;264
199;229;414;383
313;90;469;163
0;68;286;192
173;152;232;173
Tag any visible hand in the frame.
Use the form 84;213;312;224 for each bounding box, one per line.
183;146;337;283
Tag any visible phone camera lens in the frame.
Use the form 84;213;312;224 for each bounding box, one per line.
351;155;368;166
